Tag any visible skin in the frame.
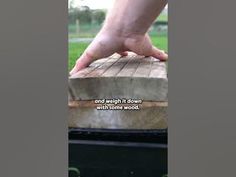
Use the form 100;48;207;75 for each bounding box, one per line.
70;0;168;75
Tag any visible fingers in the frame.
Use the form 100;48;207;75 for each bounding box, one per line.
70;51;94;76
70;33;119;75
151;46;168;61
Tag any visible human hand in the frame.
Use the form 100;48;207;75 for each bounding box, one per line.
69;29;168;75
70;0;168;75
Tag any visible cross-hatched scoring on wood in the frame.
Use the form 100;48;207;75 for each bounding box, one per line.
69;54;168;101
70;54;167;79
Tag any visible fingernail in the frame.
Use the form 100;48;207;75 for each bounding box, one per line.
69;69;74;76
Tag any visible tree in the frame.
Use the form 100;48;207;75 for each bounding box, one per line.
92;10;106;25
77;6;92;24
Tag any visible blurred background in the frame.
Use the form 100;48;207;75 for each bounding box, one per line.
68;0;168;70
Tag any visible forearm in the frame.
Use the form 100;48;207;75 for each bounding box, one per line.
102;0;167;36
70;0;168;74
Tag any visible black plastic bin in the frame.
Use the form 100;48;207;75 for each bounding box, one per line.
69;128;167;177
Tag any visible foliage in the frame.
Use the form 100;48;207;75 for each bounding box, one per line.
69;6;106;25
92;10;106;24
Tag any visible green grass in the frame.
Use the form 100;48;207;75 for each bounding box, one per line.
150;35;168;52
69;42;89;70
68;35;167;70
156;14;168;22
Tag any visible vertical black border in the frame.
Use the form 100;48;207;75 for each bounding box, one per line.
1;0;236;177
0;0;68;177
169;0;236;176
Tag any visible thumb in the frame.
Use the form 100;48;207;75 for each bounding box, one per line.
151;46;168;61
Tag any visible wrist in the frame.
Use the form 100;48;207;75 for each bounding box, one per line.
101;19;145;39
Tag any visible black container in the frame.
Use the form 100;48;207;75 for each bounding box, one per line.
69;128;167;177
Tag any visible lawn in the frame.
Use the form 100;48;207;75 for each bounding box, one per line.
68;35;167;70
69;42;89;70
156;13;168;22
